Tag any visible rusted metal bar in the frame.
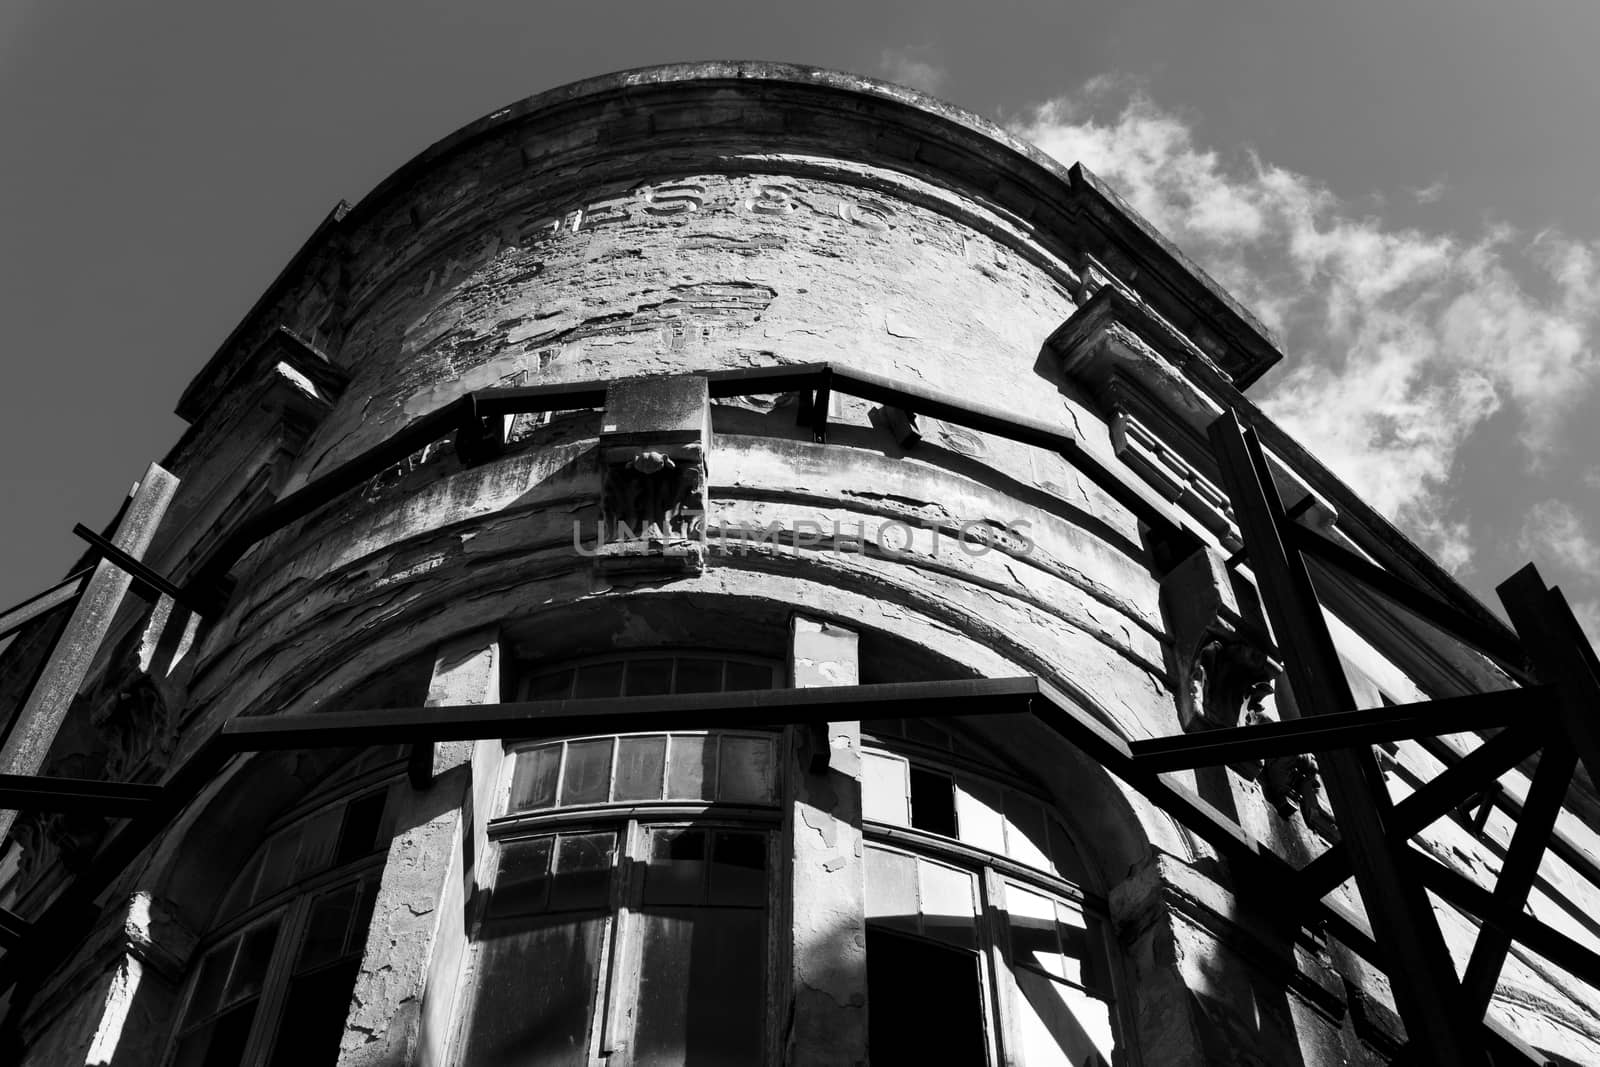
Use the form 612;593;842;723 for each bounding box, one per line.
1128;688;1544;772
0;465;179;845
1209;412;1488;1066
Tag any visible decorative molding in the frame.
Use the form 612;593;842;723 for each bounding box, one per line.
1111;408;1242;553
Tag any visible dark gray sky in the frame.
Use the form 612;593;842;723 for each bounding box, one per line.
4;1;1598;637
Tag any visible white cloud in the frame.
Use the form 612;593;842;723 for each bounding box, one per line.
1412;179;1449;205
1519;500;1600;573
1011;85;1600;568
878;47;947;95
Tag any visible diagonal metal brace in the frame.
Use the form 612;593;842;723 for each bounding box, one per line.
1129;687;1546;772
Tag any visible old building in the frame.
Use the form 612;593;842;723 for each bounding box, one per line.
1;61;1598;1066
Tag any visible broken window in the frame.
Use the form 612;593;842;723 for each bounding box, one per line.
861;743;1118;1066
859;749;1089;884
168;767;399;1067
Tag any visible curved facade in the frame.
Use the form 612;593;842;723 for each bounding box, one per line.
2;62;1599;1066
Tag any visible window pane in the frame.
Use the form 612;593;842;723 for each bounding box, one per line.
458;915;606;1067
335;790;388;866
864;847;918;933
632;909;765;1065
917;860;976;948
226;920;280;1004
173;1001;259;1067
550;832;616;911
266;957;362;1067
708;832;767;907
615;736;667;802
216;852;261;922
954;777;1006;854
253;831;301;903
1014;967;1115;1067
527;668;574;700
724;660;774;691
574;662;624;698
665;735;717;801
492;837;554;917
350;875;378;956
675;658;723;693
298;883;358;971
861;752;910;826
1005;794;1052;870
510;744;561;811
644;829;706;906
1007;884;1063;978
717;736;773;804
184;942;233;1022
625;658;675;696
560;739;614;805
909;766;958;837
291;809;341;881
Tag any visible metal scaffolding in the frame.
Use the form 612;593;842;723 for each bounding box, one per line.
0;366;1594;1065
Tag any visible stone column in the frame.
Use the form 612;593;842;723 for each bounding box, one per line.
782;616;868;1066
338;628;500;1067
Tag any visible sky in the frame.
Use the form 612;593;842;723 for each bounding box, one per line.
2;0;1598;645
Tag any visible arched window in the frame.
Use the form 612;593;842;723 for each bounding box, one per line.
860;719;1119;1067
166;747;405;1066
450;653;784;1066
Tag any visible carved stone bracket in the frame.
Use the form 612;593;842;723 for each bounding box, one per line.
595;375;711;574
1161;547;1281;739
1159;548;1336;834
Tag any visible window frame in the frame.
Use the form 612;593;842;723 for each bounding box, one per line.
858;735;1131;1067
163;756;403;1067
448;728;786;1066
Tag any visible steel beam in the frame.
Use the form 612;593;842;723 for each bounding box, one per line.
0;774;162;816
1298;721;1546;899
183;362;1201;606
1498;570;1600;794
1460;744;1577;1012
0;675;1564;1062
71;524;207;614
1128;688;1544;772
1210;412;1488;1066
221;678;1041;751
1288;524;1530;678
1410;848;1600;989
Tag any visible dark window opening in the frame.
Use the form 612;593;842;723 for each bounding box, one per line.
866;927;987;1066
334;791;387;865
908;766;958;837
